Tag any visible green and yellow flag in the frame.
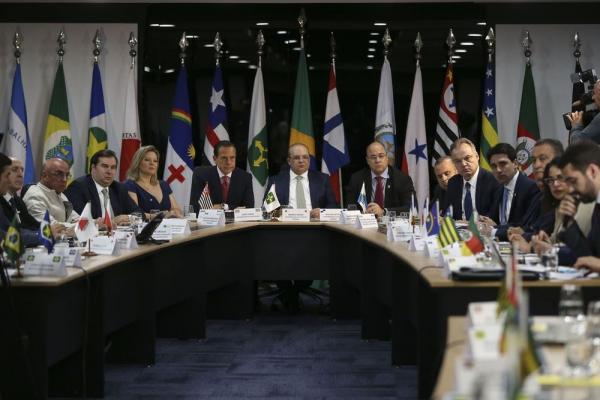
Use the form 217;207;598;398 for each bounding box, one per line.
437;216;460;248
289;48;316;170
2;217;23;264
479;57;499;171
43;62;73;167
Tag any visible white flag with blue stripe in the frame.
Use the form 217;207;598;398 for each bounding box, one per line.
374;58;396;166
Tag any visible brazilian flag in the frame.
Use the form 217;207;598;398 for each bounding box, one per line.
2;216;23;264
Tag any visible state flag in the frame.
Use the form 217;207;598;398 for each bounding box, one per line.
247;61;268;207
75;202;98;242
38;210;54;253
86;62;108;172
119;64;141;181
479;57;499;171
289;48;316;170
374;58;396;165
204;64;229;164
263;184;280;213
43;62;73;169
515;62;540;178
431;63;460;166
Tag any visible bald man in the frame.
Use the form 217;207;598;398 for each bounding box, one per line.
0;158;40;230
346;141;414;217
24;158;80;223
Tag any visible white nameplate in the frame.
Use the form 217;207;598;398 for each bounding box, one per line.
281;208;310;222
197;209;225;226
319;209;342;222
151;224;172;241
23;253;67;277
468;325;503;361
423;236;440;258
409;234;425;251
355;214;378;229
387;220;412;242
234;208;263;222
159;218;191;237
90;235;120;255
468;302;500;327
339;210;362;225
52;244;83;267
114;230;139;250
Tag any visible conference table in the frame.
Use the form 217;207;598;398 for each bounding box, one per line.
1;221;600;400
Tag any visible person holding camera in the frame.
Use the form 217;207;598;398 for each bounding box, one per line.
569;80;600;144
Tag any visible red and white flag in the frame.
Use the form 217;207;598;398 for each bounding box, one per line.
119;65;141;181
198;182;213;209
75;202;98;242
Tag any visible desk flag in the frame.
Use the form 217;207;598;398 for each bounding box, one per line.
431;63;459;167
86;62;108;172
119;65;141;181
164;65;195;209
357;183;368;213
374;58;396;165
43;63;73;169
198;182;213;210
515;63;540;178
437;216;460;248
1;63;35;183
39;210;54;253
204;64;229;165
263;184;280;213
2;216;23;264
75;202;98;242
479;57;499;171
425;201;440;237
321;64;349;205
247;61;268;207
289;49;316;170
464;214;485;254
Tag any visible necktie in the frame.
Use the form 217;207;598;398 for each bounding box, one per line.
500;187;509;225
101;188;109;217
9;197;20;222
374;176;384;209
463;182;473;220
295;176;306;208
221;176;230;204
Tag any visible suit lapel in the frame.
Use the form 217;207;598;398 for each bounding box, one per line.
308;171;319;207
87;176;102;218
209;168;222;204
109;183;120;216
276;172;290;206
364;170;373;203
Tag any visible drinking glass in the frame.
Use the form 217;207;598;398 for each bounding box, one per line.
387;210;396;223
565;320;593;377
541;244;559;272
559;284;585;322
185;205;197;221
587;301;600;374
129;212;143;233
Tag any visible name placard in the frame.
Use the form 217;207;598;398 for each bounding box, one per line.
355;214;378;229
423;236;440;258
23;253;67;277
233;208;263;222
90;235;120;256
52;244;82;267
319;209;342;222
197;209;225;227
281;208;310;222
339;210;362;225
386;220;412;242
159;218;191;237
151;224;172;241
409;235;425;251
114;230;139;250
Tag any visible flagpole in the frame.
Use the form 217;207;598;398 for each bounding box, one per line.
213;32;222;66
298;8;306;50
446;28;456;66
522;30;532;67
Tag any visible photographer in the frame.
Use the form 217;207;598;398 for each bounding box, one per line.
568;80;600;144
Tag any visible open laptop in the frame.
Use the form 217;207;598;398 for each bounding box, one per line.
136;212;166;244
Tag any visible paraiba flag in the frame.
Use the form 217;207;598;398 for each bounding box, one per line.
515;62;540;178
38;210;54;253
204;64;229;165
86;62;108;172
374;58;396;165
247;61;268;207
119;64;141;181
43;62;73;168
289;49;316;170
1;63;35;183
479;57;499;171
2;216;23;264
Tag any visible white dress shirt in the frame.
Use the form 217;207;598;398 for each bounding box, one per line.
461;167;479;218
288;169;312;209
94;180;113;218
503;171;520;220
3;193;20;223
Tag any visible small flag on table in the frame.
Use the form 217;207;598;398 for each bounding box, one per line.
437;216;460;248
198;182;213;210
263;184;280;213
464;214;485;254
357;183;368;213
75;202;98;242
425;201;440;237
2;216;23;264
39;210;54;253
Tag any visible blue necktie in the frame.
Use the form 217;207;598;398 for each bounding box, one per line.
500;187;509;225
464;182;473;220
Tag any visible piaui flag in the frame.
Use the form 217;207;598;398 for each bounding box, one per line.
515;62;540;178
289;49;316;170
437;216;460;248
321;63;349;205
401;62;429;206
119;64;141;181
431;63;460;167
43;63;73;167
164;65;195;209
1;62;35;183
204;64;229;165
86;62;108;172
374;58;396;165
479;57;499;171
247;61;268;207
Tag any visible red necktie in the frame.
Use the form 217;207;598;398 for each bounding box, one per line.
374;176;384;209
221;176;230;204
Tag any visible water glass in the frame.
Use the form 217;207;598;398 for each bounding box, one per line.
541;244;559;272
387;210;396;222
565;321;594;377
559;284;585;322
129;212;143;233
185;205;197;221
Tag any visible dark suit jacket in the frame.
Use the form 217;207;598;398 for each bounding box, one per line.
189;166;254;212
1;195;40;231
0;200;40;247
345;167;414;214
490;173;541;240
64;175;140;219
559;203;600;260
443;168;500;219
265;169;337;209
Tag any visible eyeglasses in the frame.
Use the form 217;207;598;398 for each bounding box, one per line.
290;155;309;161
49;171;72;179
543;176;565;185
367;153;387;161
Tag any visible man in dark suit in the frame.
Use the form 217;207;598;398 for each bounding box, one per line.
265;143;337;218
346;141;414;217
443;138;500;220
431;156;457;207
65;149;139;224
479;143;540;240
190;140;254;212
556;141;600;270
1;158;40;231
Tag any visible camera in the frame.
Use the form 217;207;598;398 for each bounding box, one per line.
563;68;598;130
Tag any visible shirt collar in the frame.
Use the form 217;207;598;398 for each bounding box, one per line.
217;168;233;179
371;167;389;180
93;178;109;195
3;193;12;202
596;191;600;205
505;171;519;192
290;169;309;180
464;167;480;186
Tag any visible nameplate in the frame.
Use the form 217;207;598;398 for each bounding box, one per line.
423;236;440;258
151;224;172;241
281;208;310;222
319;209;342;222
90;235;120;256
197;209;225;226
355;214;378;229
468;302;500;327
409;235;425;251
52;244;82;267
467;325;502;360
234;208;263;222
339;210;362;225
114;230;139;249
159;218;190;238
23;253;67;277
386;220;412;242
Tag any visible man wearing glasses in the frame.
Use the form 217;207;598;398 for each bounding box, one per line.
346;141;414;217
1;158;41;230
24;157;80;223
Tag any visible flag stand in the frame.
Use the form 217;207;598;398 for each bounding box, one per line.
14;259;23;278
82;239;97;257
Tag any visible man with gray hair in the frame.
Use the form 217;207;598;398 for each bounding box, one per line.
24;157;79;223
432;155;457;206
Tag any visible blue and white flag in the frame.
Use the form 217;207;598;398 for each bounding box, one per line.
38;210;54;253
204;64;230;164
357;182;368;213
425;201;441;237
321;64;349;206
1;63;35;183
374;58;396;165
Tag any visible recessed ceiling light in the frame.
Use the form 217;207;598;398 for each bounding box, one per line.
185;35;198;39
229;55;239;59
309;66;315;70
159;24;175;28
451;55;461;59
277;30;287;35
285;39;297;44
477;22;487;26
455;49;467;53
164;69;175;73
468;33;483;37
373;22;387;27
248;65;258;69
368;48;376;52
370;32;380;36
150;24;159;27
238;59;249;64
306;54;311;58
256;22;269;26
369;40;377;44
367;66;374;70
367;54;375;58
460;42;475;46
204;44;214;48
292;47;302;51
144;66;151;72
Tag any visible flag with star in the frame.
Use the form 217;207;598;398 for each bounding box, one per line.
321;63;349;206
43;62;73;170
204;64;230;165
2;216;23;264
374;58;396;166
247;59;268;207
86;62;108;172
38;210;54;253
401;62;429;207
289;48;316;170
431;63;460;167
515;62;540;178
163;65;195;210
479;57;499;171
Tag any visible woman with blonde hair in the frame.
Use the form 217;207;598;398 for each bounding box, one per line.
125;145;182;218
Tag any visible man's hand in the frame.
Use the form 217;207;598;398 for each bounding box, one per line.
507;226;524;237
558;194;578;222
510;233;532;253
114;215;131;225
574;256;600;272
568;111;583;126
212;203;225;210
366;202;384;218
531;231;552;255
310;208;320;219
478;215;497;227
50;223;66;238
